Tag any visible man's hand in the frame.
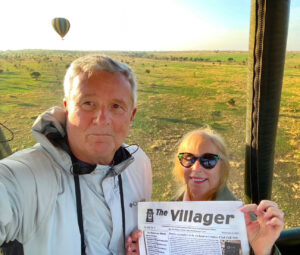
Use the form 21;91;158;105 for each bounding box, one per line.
126;230;142;255
240;200;284;255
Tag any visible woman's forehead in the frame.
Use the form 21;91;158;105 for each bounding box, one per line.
182;135;217;152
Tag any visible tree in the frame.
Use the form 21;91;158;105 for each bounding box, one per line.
30;71;41;80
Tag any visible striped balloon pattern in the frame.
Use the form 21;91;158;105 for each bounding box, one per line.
52;18;70;39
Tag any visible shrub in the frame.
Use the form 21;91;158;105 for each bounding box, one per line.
30;71;41;80
228;98;236;106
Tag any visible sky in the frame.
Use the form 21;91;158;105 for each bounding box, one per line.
0;0;299;51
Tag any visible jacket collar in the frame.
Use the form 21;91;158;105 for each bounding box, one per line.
71;146;133;175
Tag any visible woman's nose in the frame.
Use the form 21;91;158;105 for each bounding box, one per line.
191;159;203;171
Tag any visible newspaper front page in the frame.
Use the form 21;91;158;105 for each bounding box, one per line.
138;201;249;255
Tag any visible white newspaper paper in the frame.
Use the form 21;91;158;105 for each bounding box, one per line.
138;201;249;255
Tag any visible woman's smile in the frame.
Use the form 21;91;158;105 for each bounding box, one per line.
190;176;207;184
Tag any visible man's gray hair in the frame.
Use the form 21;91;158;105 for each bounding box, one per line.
64;54;137;106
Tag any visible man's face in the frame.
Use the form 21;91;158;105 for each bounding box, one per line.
64;70;136;165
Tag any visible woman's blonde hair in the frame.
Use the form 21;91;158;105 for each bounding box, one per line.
173;127;230;195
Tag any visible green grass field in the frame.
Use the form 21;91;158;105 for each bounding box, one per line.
0;50;299;229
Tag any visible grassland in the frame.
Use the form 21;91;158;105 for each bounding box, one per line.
0;50;299;229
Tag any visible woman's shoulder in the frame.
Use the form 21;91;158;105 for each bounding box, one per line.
171;185;237;201
214;185;238;201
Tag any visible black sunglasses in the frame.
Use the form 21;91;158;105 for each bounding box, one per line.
178;152;220;169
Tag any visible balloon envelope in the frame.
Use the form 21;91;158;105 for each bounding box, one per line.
52;18;70;39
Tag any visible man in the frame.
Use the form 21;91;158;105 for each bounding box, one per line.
0;55;152;255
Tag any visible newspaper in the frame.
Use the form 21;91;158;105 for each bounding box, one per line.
138;201;250;255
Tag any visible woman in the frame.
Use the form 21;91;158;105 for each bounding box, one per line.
173;127;232;202
126;128;284;255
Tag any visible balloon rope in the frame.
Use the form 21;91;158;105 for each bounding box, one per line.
0;122;14;143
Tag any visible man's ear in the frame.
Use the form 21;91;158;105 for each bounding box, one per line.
130;108;137;122
63;98;68;115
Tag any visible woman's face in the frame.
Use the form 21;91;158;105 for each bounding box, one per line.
182;137;222;201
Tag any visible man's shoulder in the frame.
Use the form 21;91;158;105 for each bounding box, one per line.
124;144;150;161
2;144;49;165
123;145;152;175
0;145;60;204
0;144;59;180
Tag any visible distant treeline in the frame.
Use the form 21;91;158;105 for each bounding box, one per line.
0;49;259;67
126;52;248;64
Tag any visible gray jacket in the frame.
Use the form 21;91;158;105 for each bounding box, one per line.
0;106;152;255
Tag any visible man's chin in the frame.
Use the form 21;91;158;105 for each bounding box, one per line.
90;145;115;164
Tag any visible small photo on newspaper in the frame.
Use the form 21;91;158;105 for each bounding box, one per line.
138;201;250;255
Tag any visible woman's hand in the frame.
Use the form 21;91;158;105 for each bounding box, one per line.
240;200;284;255
126;230;142;255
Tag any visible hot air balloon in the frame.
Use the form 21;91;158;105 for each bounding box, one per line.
52;17;70;39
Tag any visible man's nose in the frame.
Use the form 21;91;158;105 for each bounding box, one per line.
93;107;110;124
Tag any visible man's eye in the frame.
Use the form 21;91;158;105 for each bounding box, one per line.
81;101;95;109
112;104;121;109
